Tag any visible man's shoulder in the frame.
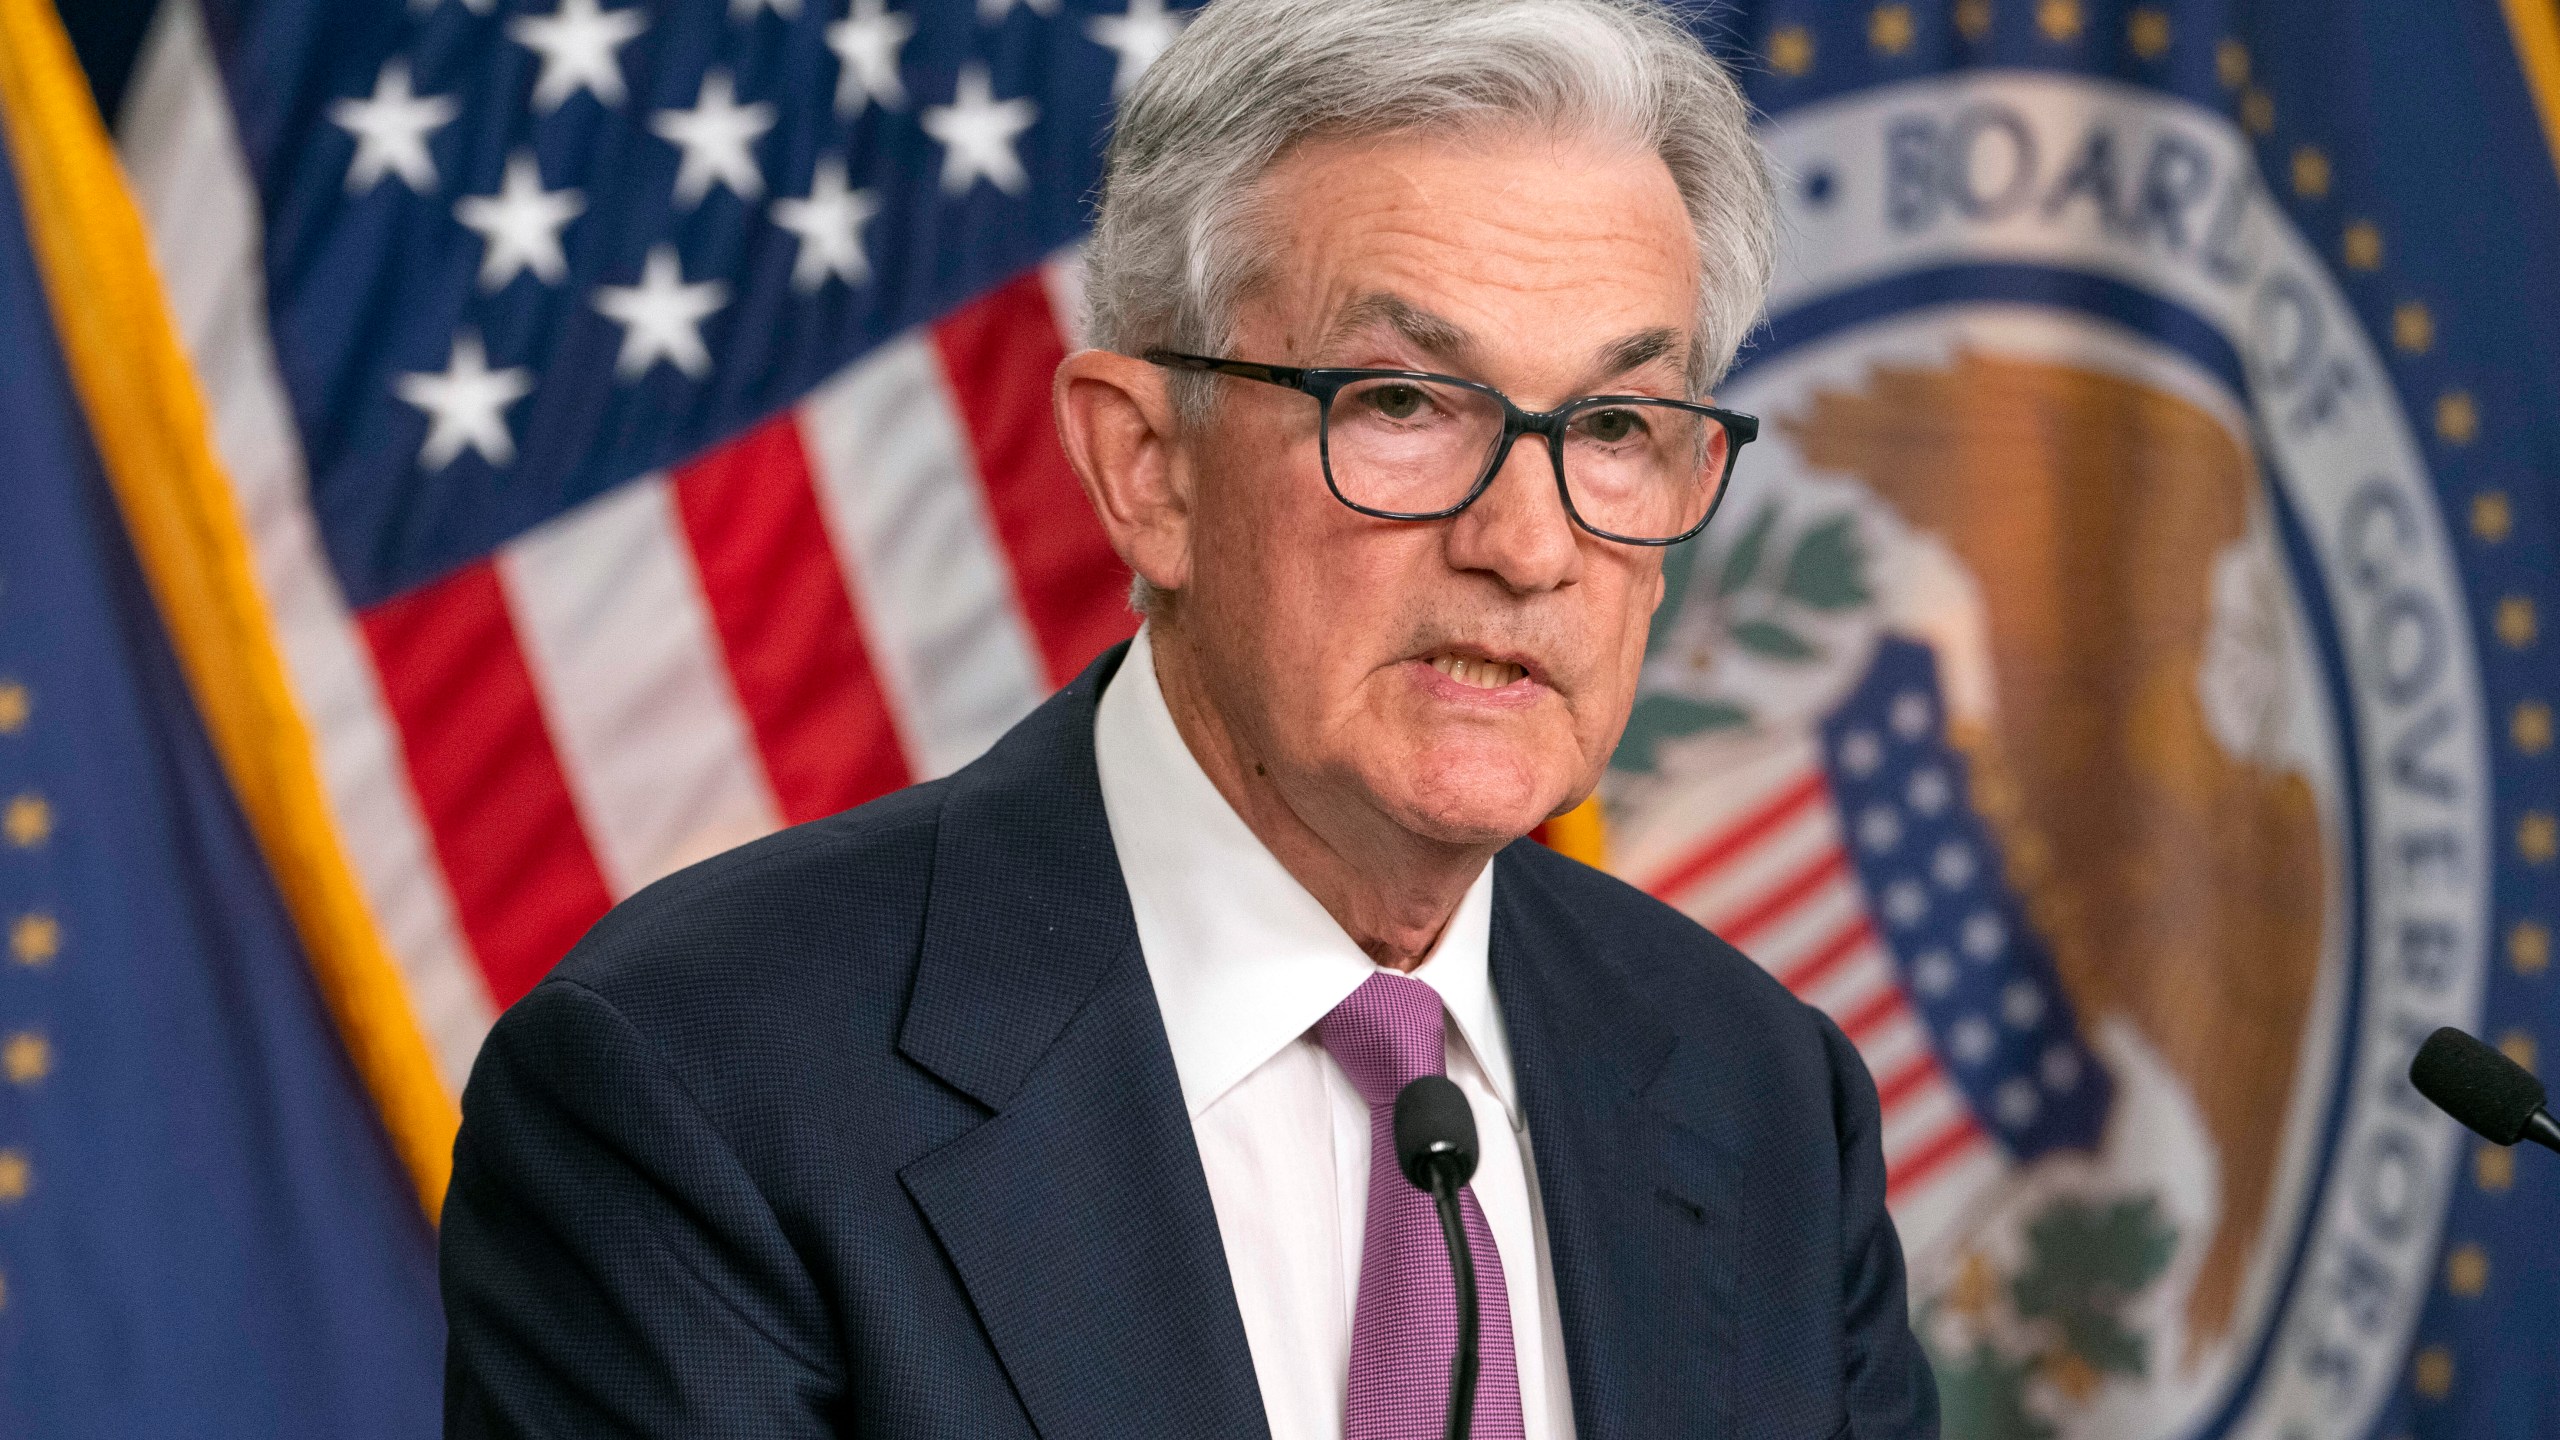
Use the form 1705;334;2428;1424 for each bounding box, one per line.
1500;839;1844;1081
525;779;952;1059
477;660;1129;1146
1504;838;1805;1010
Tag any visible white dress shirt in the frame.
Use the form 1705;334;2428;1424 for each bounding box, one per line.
1093;626;1578;1440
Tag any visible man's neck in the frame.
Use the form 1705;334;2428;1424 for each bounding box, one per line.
1146;622;1498;973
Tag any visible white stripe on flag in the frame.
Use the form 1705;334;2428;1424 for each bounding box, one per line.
498;478;781;897
1748;874;1870;979
1803;948;1902;1032
1688;801;1839;934
119;0;495;1091
1848;1003;1932;1082
798;337;1050;778
1880;1084;1975;1166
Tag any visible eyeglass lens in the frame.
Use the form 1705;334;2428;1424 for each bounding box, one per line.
1325;377;1732;541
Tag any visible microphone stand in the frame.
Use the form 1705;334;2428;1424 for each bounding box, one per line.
1425;1167;1478;1440
1396;1075;1483;1440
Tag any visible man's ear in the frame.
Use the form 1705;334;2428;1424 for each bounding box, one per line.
1054;349;1193;596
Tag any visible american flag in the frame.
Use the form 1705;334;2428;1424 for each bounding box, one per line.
116;0;2094;1232
1621;638;2114;1236
119;0;1184;1094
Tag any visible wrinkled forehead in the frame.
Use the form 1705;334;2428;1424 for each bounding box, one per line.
1237;126;1709;389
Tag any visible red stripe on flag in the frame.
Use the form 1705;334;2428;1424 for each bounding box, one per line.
932;271;1137;685
1714;846;1853;949
675;414;911;823
1887;1114;1985;1199
1778;913;1879;996
360;561;614;1007
1643;769;1827;903
1837;984;1907;1045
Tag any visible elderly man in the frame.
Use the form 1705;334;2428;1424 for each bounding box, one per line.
440;0;1937;1436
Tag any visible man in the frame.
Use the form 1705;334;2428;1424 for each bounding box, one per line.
440;0;1938;1436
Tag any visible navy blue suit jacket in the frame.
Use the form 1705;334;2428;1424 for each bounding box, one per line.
440;643;1938;1439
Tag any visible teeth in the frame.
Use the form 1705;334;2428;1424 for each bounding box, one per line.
1429;653;1526;689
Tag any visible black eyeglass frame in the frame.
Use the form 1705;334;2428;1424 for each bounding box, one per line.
1144;349;1759;546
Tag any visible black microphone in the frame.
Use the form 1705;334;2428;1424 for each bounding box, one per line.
1394;1075;1482;1440
2410;1026;2560;1154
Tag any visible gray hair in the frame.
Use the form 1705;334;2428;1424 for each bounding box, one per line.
1086;0;1775;411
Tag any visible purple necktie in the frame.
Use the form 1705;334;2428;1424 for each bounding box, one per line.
1315;972;1526;1440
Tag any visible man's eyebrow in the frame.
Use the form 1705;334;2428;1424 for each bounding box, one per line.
1318;293;1478;369
1596;326;1689;382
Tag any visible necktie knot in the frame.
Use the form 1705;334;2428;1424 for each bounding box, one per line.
1314;971;1448;1110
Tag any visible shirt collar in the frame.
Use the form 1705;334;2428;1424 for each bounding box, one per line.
1094;626;1514;1123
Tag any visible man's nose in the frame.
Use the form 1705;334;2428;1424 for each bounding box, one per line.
1442;431;1584;592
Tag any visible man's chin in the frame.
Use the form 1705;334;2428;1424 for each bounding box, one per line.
1358;747;1576;850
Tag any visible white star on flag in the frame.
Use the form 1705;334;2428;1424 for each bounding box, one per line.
825;0;913;113
921;64;1038;195
730;0;800;16
771;157;880;291
651;70;778;207
329;60;459;195
594;244;729;379
508;0;648;113
396;331;534;470
977;0;1059;20
410;0;495;15
455;152;585;290
1087;0;1189;99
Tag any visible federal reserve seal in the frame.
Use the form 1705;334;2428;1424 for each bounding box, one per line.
1607;73;2492;1440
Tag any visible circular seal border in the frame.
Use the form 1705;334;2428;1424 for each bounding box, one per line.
1737;72;2495;1440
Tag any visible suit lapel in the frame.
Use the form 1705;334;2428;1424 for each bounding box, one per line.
895;645;1269;1440
1493;846;1742;1440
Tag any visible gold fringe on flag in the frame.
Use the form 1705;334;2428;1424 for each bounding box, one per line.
0;0;459;1216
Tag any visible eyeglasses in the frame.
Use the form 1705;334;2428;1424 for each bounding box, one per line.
1144;350;1757;546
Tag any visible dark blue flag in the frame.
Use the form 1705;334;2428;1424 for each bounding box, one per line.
0;13;443;1436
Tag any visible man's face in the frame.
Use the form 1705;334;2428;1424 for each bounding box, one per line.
1172;126;1704;848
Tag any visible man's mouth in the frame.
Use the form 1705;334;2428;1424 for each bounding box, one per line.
1425;652;1530;690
